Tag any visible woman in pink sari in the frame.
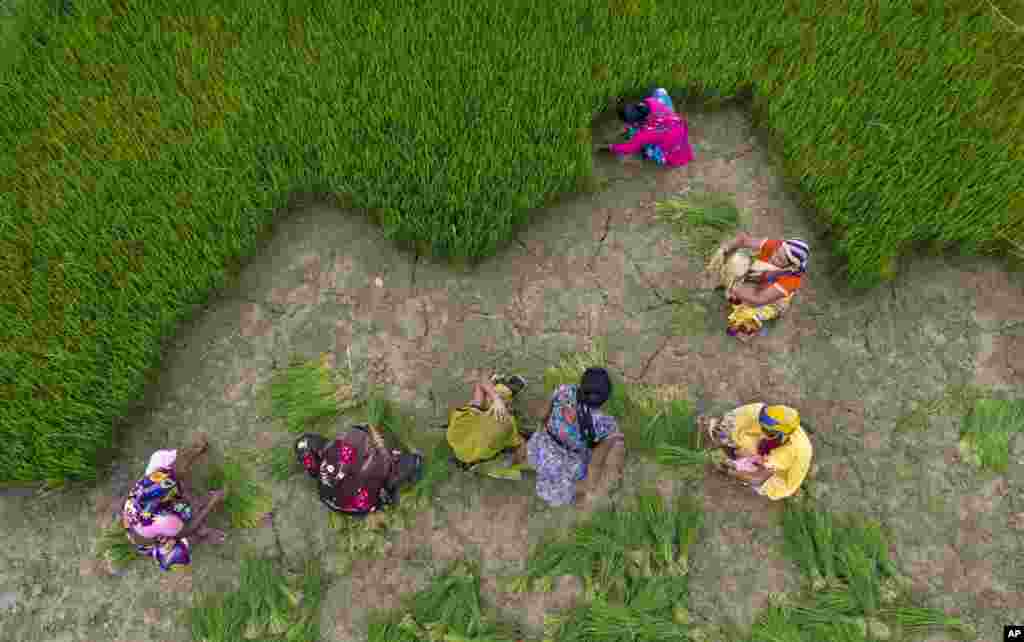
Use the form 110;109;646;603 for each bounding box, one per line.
598;88;695;168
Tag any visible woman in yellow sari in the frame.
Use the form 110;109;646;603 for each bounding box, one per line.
705;232;810;341
446;374;529;479
698;403;812;500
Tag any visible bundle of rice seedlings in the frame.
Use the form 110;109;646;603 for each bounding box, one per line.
266;440;299;481
655;193;744;260
189;557;299;642
655;445;713;469
877;605;972;637
283;557;325;642
960;397;1024;473
638;398;697;454
581;598;690;642
269;352;362;433
749;606;812;642
96;518;139;566
811;508;837;582
368;561;520;642
839;546;881;614
543;338;611;390
781;501;822;581
673;496;703;577
207;457;273;529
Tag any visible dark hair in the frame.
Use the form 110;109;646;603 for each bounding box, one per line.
617;101;650;124
295;433;327;478
577;368;612;449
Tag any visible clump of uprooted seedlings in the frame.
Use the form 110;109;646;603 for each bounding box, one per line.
189;556;325;642
745;497;975;642
506;492;703;641
367;560;523;642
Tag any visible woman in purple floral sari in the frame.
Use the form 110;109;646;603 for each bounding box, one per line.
523;368;626;507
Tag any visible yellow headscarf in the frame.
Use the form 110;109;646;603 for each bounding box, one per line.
759;404;800;435
494;383;514;402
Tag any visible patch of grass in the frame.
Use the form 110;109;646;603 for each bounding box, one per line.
655;193;745;263
269;352;362;434
189;556;324;642
207;457;273;529
959;397;1024;472
525;492;702;608
367;560;521;642
894;384;986;433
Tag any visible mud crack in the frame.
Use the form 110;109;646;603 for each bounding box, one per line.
636;336;672;381
585;208;614;273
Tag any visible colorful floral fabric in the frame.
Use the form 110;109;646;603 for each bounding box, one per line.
526;384;621;506
121;466;193;571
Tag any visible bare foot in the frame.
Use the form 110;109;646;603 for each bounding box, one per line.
207;489;226;505
196;527;227;544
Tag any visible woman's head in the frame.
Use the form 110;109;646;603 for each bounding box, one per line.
617;101;650;124
769;239;810;272
579;367;612;408
758;404;800;440
295;433;328;478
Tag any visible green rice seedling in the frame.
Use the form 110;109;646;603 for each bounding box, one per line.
281;557;326;642
626;575;689;615
811;508;837;582
838;546;881;615
672;496;703;577
206;457;273;529
269;352;362;434
655;193;744;261
266;441;299;481
781;501;821;580
748;606;805;642
960;397;1024;473
581;598;690;642
637;493;677;575
189;556;300;642
638;398;697;454
96;519;140;567
877;605;972;637
655;445;713;469
371;561;520;642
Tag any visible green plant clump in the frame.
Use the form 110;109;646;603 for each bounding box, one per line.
189;556;324;642
959;397;1024;473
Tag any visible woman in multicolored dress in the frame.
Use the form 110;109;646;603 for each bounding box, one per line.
597;88;695;168
705;232;810;341
698;403;812;500
121;433;227;571
524;367;626;507
294;424;423;517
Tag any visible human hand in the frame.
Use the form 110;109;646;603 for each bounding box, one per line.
489;399;510;423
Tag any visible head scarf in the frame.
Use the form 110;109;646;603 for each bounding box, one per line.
781;239;810;274
758;404;800;435
762;238;810;284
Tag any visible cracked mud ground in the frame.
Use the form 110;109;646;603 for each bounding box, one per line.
2;106;1023;642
